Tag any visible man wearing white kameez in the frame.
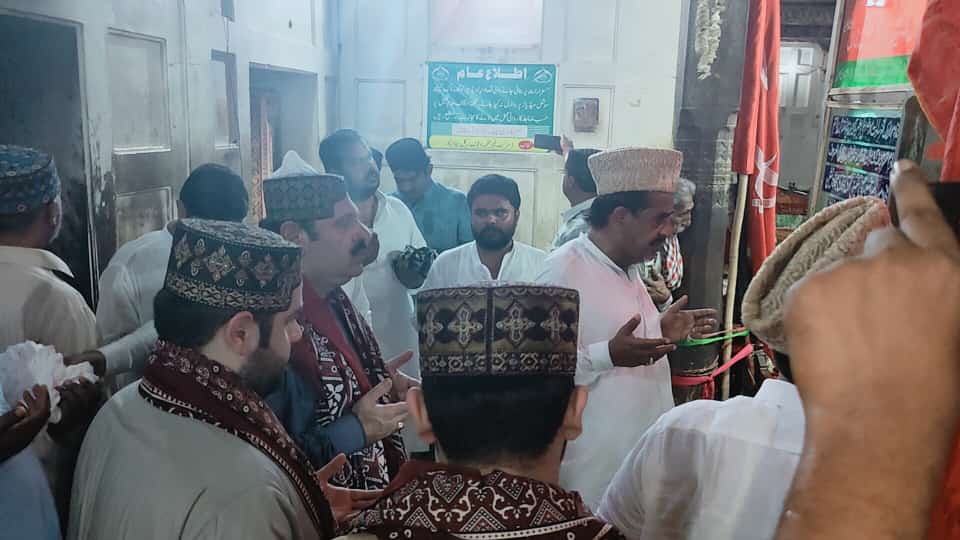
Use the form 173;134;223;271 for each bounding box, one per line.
536;147;717;509
597;196;890;540
64;164;249;391
422;174;546;290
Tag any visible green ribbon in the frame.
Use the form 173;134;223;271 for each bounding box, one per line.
678;329;751;348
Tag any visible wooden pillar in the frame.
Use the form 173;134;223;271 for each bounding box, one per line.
671;0;752;404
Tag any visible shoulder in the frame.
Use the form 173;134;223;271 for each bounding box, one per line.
434;242;470;263
107;229;171;268
645;395;765;444
516;242;547;258
381;194;419;223
538;241;586;282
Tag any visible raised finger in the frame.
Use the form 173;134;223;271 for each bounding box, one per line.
386;351;414;373
892;160;960;260
316;453;348;483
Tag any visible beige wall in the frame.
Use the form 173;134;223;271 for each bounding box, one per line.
338;0;685;249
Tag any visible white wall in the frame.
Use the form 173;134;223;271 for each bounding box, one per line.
338;0;685;248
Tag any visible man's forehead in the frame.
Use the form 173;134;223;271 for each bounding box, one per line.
345;141;370;156
471;193;513;208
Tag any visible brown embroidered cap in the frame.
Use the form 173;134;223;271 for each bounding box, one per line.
263;150;347;222
164;219;302;313
416;283;580;378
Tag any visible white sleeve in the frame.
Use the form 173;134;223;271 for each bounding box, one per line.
98;321;158;377
598;421;700;540
95;264;154;375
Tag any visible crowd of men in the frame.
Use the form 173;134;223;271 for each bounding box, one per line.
0;132;958;540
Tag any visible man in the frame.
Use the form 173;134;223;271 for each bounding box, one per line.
320;130;431;453
537;147;718;509
340;284;624;539
261;150;409;490
385;137;473;252
421;174;546;289
0;144;96;358
69;219;338;539
597;196;890;539
66;163;249;390
0;144;100;525
642;177;696;309
553;147;602;250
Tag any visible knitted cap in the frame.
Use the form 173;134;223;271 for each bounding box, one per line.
742;197;890;352
588;147;682;195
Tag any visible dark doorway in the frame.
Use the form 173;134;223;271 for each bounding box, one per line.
0;15;92;305
249;66;319;220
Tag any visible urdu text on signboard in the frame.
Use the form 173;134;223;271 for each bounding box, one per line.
426;62;556;153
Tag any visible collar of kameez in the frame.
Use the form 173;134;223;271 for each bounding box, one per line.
343;460;621;538
0;246;73;276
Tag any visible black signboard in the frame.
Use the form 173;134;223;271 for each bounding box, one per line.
821;110;902;202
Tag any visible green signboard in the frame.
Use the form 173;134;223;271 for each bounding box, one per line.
426;62;556;152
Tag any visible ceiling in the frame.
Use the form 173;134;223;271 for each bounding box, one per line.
781;0;837;49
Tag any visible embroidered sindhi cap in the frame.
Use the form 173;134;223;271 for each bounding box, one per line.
0;145;61;215
588;147;682;195
262;150;347;222
416;284;580;378
165;219;302;313
742;196;890;353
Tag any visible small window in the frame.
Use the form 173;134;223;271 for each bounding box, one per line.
430;0;543;49
211;51;239;147
220;0;235;21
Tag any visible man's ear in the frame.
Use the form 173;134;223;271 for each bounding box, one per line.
610;205;633;226
407;387;438;445
220;311;260;357
279;221;305;245
559;386;589;442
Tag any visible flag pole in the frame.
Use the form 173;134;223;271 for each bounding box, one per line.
721;172;751;399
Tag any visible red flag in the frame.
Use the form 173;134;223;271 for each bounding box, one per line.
908;0;960;182
731;0;781;272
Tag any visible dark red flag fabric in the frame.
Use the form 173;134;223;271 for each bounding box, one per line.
731;0;781;272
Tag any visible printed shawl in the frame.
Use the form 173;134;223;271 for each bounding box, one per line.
139;340;336;538
290;281;406;489
343;461;625;539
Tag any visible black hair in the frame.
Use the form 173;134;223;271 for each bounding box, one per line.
319;129;366;174
154;289;275;350
422;375;574;464
772;351;793;383
385;137;431;173
259;218;318;241
467;174;521;210
586;191;650;228
565;149;601;194
179;163;249;222
371;148;383;171
0;205;46;234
